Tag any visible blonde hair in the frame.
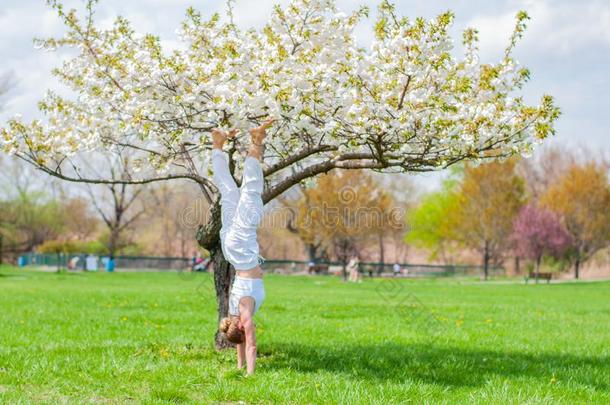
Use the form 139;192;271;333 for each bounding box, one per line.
219;316;244;344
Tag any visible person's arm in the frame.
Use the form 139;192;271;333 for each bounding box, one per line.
241;312;257;375
236;342;246;369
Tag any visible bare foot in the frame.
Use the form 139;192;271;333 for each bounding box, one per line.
247;119;275;160
248;119;275;146
211;128;239;150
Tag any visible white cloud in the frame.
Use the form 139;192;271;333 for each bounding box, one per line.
467;0;610;61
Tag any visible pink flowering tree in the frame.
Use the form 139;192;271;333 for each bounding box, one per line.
512;204;571;280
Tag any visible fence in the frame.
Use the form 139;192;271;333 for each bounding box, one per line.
18;253;504;277
261;259;504;277
19;253;190;271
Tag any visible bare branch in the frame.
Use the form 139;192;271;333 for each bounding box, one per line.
16;153;213;187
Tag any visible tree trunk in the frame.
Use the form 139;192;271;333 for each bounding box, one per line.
378;233;385;275
483;241;490;281
196;199;235;350
535;255;541;284
514;256;520;275
211;244;235;349
0;234;3;265
108;227;119;257
306;243;318;263
574;256;580;280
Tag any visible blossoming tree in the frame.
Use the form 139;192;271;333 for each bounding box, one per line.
511;204;572;282
1;0;559;346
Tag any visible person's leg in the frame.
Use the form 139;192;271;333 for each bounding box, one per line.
236;119;273;218
211;129;240;245
236;156;264;225
224;157;264;270
223;120;274;270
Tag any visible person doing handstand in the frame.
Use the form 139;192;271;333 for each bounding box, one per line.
213;119;274;375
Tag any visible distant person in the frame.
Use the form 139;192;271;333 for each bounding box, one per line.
67;256;80;270
347;256;361;283
106;255;115;272
191;251;198;269
393;263;401;277
193;255;210;272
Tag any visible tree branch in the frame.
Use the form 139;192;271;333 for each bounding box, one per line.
397;75;412;110
264;144;337;176
16;154;213;187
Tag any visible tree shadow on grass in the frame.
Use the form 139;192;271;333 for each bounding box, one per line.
0;273;23;278
262;342;609;391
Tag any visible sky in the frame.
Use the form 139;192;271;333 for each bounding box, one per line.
0;0;609;190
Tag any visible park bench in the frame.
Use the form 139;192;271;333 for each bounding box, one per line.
525;272;553;284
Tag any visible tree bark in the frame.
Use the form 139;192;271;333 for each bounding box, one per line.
483;241;490;281
574;256;580;280
378;233;385;275
211;244;235;349
535;255;541;284
196;199;235;350
306;243;318;263
109;227;119;256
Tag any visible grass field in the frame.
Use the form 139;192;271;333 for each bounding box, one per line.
0;265;609;404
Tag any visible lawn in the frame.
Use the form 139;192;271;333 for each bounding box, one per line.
0;265;608;404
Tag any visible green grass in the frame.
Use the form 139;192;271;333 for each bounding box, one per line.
0;265;609;404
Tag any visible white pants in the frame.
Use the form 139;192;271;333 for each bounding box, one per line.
212;149;264;271
212;149;265;315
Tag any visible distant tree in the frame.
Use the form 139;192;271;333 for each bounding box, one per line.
61;197;99;241
86;157;146;256
279;185;330;264
453;159;525;279
372;189;399;273
518;146;574;199
541;163;610;279
511;204;572;280
258;207;307;261
383;176;416;264
139;182;203;257
405;175;461;264
293;170;397;279
0;192;64;253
